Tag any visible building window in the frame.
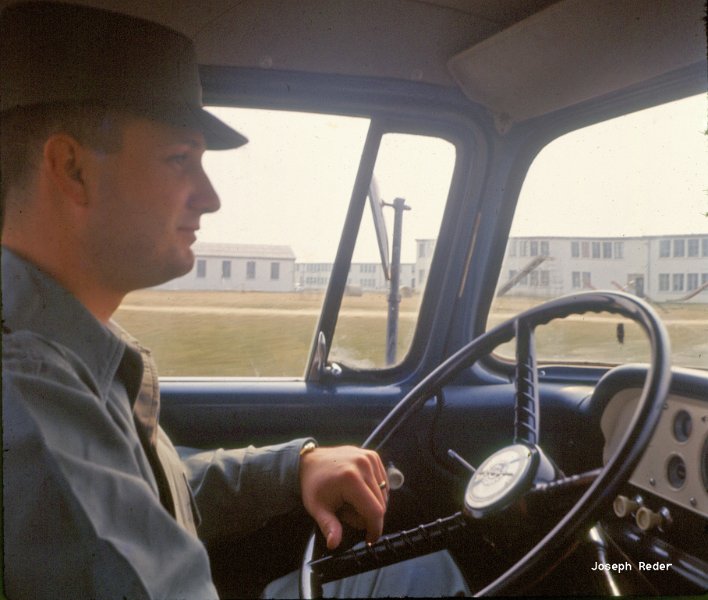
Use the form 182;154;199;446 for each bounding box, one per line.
270;262;280;280
687;273;698;291
703;238;708;257
581;242;590;258
222;260;231;279
540;270;550;287
520;241;528;257
530;271;539;286
591;241;601;259
702;273;708;285
418;243;426;259
246;261;256;279
582;272;592;288
673;239;685;257
530;241;538;257
659;239;670;258
509;240;517;257
602;241;612;259
571;241;580;258
688;238;699;257
614;241;624;259
196;259;206;278
672;273;684;291
658;273;670;291
540;241;549;257
419;269;425;284
572;271;581;288
509;269;518;281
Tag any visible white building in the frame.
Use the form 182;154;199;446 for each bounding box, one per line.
499;234;708;303
295;262;415;292
415;239;436;291
158;242;296;292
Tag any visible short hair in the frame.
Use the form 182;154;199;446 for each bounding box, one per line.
0;103;126;209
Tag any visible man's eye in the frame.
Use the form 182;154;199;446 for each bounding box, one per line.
169;154;189;165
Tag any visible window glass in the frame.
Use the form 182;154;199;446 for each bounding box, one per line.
329;133;455;368
115;108;369;376
489;95;707;369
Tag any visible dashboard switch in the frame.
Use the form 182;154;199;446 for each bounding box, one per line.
613;495;641;518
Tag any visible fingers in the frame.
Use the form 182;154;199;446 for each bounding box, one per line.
365;450;389;507
337;467;386;544
299;446;389;549
310;506;343;550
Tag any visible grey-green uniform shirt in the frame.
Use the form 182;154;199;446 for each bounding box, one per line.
2;248;313;599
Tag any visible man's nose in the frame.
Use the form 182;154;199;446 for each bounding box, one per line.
189;167;221;214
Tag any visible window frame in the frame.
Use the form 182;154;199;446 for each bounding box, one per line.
246;261;256;280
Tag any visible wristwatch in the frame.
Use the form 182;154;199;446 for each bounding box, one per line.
299;441;317;457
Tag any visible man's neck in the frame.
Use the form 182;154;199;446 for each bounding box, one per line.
1;240;124;323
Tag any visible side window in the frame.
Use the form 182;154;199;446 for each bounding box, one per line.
330;133;455;368
488;94;707;370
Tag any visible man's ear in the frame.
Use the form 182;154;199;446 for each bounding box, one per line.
42;134;90;206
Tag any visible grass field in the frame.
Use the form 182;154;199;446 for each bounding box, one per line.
115;290;708;376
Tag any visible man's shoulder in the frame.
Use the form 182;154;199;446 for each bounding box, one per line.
3;328;94;386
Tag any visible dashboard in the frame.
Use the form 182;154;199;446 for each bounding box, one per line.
602;386;708;520
598;367;708;593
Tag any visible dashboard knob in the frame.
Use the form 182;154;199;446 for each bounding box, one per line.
613;495;641;518
635;506;667;531
386;465;405;490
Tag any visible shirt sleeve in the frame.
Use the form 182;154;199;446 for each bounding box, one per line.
2;333;219;600
178;437;316;542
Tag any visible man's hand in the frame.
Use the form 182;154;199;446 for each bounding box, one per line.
299;446;388;550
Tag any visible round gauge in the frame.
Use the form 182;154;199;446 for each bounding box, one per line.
702;435;708;493
666;454;686;490
672;410;692;442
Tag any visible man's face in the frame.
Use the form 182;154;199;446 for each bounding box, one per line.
81;116;220;292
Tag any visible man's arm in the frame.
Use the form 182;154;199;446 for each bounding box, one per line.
179;442;389;548
178;439;314;541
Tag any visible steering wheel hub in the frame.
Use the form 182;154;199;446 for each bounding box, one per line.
464;444;556;518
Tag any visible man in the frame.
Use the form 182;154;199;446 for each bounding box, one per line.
1;2;469;597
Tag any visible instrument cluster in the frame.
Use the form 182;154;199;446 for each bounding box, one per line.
602;385;708;527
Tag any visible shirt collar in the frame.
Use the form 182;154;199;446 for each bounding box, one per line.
1;247;137;395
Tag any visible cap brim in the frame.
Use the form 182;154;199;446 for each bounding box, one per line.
142;103;248;150
193;107;248;150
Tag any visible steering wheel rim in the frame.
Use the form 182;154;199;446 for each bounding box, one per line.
301;291;671;597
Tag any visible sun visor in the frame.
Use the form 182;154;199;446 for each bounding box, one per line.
448;0;707;132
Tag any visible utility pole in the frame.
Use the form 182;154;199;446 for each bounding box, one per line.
385;197;411;365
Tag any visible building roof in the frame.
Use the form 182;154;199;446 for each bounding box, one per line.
508;233;708;241
193;242;296;260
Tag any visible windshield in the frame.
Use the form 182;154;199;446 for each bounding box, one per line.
488;94;708;370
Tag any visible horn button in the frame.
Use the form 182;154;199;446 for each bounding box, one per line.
464;444;556;519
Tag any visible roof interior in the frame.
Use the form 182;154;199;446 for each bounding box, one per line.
0;0;560;86
2;0;705;123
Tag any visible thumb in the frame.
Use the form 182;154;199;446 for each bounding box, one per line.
312;508;343;550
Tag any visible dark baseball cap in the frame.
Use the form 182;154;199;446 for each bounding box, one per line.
0;1;247;150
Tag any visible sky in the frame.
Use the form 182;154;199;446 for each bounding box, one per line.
198;93;707;264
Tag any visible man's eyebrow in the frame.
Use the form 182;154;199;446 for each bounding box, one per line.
176;138;205;149
160;134;206;150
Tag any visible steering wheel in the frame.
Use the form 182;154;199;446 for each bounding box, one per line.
300;291;671;597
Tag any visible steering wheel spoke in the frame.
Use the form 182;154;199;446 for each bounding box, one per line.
514;318;540;446
529;468;602;497
309;512;469;585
